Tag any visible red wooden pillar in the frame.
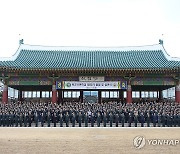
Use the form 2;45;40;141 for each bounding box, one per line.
51;84;57;103
2;85;8;103
127;82;132;103
175;83;180;103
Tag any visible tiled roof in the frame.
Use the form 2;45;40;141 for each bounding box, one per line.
0;44;179;70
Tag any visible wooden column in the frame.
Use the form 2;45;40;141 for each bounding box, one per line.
51;84;57;103
2;84;8;103
127;81;132;103
175;82;180;103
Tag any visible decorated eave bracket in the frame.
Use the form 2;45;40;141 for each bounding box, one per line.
124;74;136;83
173;73;180;84
47;74;61;83
0;73;10;84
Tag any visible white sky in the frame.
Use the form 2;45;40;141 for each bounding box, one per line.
0;0;180;58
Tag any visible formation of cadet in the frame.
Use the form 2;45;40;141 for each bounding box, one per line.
0;100;179;127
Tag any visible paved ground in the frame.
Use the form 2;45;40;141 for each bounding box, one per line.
0;127;179;154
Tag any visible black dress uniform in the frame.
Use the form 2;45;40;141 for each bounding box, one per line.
47;112;51;127
121;113;125;127
178;114;180;127
6;113;9;127
162;114;166;127
96;113;101;127
9;112;14;127
153;113;157;127
72;113;76;127
41;113;45;127
0;112;2;126
157;114;161;127
84;113;88;127
53;113;57;127
24;113;28;127
34;112;38;127
174;113;178;127
59;113;63;127
65;112;69;127
103;113;107;127
90;113;94;127
134;115;138;127
19;113;23;127
146;114;150;127
15;113;19;127
78;112;82;127
166;114;171;127
2;113;6;127
115;114;119;127
128;113;132;127
28;112;32;127
170;114;173;127
109;113;113;127
140;113;144;127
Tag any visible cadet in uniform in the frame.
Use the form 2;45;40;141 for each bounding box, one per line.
90;112;94;127
53;112;57;127
84;112;88;127
121;113;125;127
78;112;82;127
59;112;63;127
115;113;119;127
71;112;76;127
28;111;32;127
153;113;157;127
128;113;132;127
19;113;23;127
96;112;101;127
134;111;138;127
140;112;144;127
14;112;19;127
109;112;113;127
34;112;39;127
24;112;28;127
103;112;107;127
47;111;51;127
146;112;150;127
65;112;69;127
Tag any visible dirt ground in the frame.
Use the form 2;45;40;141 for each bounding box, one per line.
0;127;179;154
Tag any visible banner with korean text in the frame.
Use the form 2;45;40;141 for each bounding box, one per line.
56;81;127;89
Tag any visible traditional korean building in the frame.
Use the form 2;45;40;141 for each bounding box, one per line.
0;42;180;103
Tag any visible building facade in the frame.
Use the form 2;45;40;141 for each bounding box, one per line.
0;43;179;103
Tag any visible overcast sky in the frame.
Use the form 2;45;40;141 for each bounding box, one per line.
0;0;180;58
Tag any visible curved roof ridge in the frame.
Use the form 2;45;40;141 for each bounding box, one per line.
0;43;179;62
161;45;180;61
0;45;22;61
19;43;162;51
